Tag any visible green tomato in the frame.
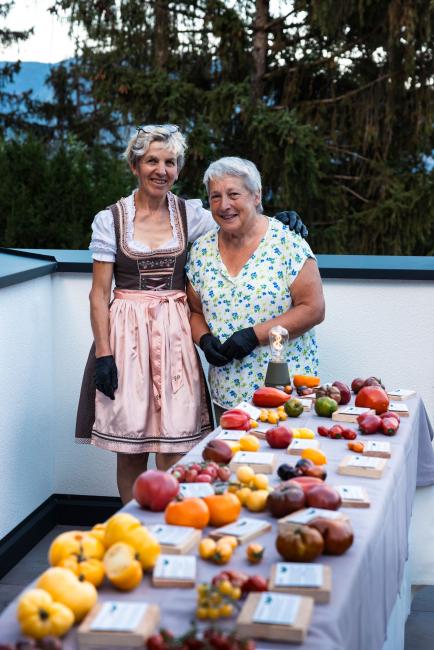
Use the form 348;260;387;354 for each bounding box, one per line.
284;398;304;418
314;396;338;417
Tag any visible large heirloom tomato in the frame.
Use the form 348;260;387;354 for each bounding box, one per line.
355;386;389;414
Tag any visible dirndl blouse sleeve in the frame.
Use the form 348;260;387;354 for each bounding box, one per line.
89;208;117;262
185;199;217;243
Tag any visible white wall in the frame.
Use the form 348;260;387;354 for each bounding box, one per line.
1;272;433;537
317;279;434;424
0;276;55;538
52;274;118;496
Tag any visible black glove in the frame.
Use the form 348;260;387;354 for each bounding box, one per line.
199;334;230;367
94;355;118;400
273;210;308;239
221;327;259;361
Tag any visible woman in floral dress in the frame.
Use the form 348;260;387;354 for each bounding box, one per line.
186;157;325;420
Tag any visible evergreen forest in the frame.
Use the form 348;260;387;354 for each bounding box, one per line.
0;0;433;255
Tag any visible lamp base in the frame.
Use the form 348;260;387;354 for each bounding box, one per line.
265;361;291;387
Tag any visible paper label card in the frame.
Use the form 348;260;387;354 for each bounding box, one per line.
338;406;372;416
154;555;196;580
235;401;261;420
253;593;300;626
347;455;381;469
364;441;391;454
336;486;366;501
389;401;409;413
216;429;246;441
387;389;416;399
289;439;319;450
149;525;195;546
275;563;323;588
232;452;274;465
90;602;148;632
216;518;267;538
284;508;343;524
179;483;214;498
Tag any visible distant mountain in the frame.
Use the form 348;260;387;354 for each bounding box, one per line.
0;61;54;102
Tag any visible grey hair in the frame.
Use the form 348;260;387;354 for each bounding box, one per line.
203;156;263;212
124;125;187;171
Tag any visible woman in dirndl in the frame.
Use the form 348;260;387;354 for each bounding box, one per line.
75;125;217;503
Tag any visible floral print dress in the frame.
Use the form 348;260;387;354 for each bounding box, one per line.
186;218;319;409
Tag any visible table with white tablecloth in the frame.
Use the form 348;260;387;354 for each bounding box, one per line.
0;395;433;649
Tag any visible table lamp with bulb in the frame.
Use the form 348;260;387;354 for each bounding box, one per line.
264;325;291;387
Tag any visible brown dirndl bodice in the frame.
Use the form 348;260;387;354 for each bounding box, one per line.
75;193;213;444
112;192;188;291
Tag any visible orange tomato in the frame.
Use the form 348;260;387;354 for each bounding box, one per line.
293;375;321;388
348;441;365;453
203;493;241;527
165;497;210;529
246;543;264;564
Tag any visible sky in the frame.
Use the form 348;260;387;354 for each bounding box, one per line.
0;0;75;63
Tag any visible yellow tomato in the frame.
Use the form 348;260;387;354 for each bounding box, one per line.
245;489;269;512
17;589;74;640
250;420;259;429
103;542;143;591
236;465;255;484
199;538;217;559
225;440;241;454
239;434;260;452
212;541;233;565
301;448;327;465
235;486;252;505
296;428;315;439
58;556;105;588
219;603;234;617
251;473;269;490
218;535;238;550
36;567;97;623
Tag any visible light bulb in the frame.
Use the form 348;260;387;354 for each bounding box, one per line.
269;326;289;363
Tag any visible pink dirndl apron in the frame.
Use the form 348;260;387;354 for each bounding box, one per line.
92;289;202;453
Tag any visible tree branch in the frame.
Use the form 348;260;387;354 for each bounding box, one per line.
300;74;389;106
340;184;370;203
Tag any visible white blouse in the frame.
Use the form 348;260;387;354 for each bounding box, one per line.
89;190;216;262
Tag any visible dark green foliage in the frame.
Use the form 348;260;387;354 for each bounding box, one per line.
0;138;132;248
1;0;433;254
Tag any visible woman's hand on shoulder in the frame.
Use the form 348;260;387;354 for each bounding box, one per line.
273;210;308;238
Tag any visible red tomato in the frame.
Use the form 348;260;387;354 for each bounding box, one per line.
355;386;389;414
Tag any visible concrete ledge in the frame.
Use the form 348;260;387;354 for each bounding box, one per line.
1;247;434;287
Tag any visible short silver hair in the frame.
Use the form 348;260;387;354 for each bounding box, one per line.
124;125;187;170
203;157;263;212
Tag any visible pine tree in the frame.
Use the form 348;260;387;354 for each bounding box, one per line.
0;1;33;133
27;0;434;253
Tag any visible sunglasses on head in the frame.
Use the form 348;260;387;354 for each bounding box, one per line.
136;124;179;135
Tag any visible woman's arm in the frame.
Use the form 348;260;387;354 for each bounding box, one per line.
186;280;210;344
89;261;114;357
253;259;325;344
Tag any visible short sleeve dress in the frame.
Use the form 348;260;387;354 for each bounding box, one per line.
75;190;216;453
186;217;319;409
